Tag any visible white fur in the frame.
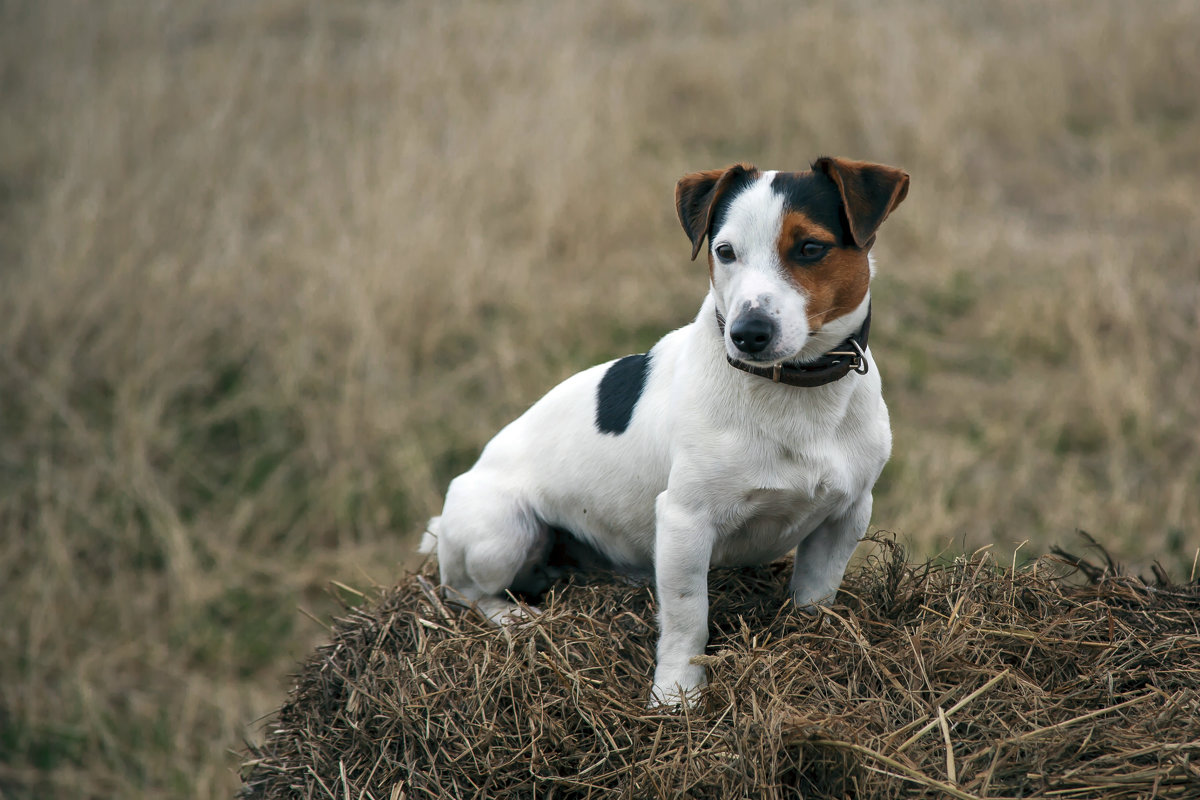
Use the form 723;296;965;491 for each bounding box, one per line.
426;172;892;707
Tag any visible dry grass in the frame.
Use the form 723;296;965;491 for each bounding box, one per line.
240;538;1200;799
1;0;1198;797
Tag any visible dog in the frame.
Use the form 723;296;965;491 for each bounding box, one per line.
422;157;909;706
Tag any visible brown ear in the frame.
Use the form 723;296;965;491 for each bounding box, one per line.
812;157;909;248
675;163;756;261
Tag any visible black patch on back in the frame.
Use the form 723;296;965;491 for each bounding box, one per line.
771;171;848;245
595;352;652;435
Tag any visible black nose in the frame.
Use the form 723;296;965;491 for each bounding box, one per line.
729;313;775;354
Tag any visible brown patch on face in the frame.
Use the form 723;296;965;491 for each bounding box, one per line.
777;210;870;331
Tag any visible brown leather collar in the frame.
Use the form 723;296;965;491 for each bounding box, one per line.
715;304;872;388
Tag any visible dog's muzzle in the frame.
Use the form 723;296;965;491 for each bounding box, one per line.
715;304;873;388
728;311;775;356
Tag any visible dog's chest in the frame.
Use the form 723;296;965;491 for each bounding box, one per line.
708;435;867;567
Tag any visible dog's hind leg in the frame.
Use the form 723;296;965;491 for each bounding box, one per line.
435;473;551;624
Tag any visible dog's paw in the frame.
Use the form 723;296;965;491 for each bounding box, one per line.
647;681;706;710
475;596;541;626
791;589;837;617
648;664;707;710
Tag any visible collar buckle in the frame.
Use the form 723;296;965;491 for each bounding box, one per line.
825;339;869;375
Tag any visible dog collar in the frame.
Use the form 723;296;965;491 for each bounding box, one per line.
715;304;871;388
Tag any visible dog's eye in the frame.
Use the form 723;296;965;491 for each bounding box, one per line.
714;243;736;263
797;241;829;261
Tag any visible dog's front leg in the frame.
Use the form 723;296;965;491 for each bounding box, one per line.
649;490;713;708
789;492;872;612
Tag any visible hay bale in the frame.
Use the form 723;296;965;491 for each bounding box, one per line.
240;538;1200;799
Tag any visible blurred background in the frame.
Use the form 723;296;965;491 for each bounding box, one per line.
1;0;1197;796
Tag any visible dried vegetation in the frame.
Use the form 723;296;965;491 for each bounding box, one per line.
242;539;1200;799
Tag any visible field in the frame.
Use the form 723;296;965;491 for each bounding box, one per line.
1;0;1198;797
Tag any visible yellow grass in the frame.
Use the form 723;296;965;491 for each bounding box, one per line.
0;0;1197;797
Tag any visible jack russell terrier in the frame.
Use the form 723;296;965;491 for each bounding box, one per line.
422;157;909;706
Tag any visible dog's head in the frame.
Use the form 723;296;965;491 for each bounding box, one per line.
676;158;908;365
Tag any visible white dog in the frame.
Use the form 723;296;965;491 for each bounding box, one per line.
423;157;909;706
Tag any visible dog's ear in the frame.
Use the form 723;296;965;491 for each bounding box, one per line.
675;163;756;261
812;157;909;249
